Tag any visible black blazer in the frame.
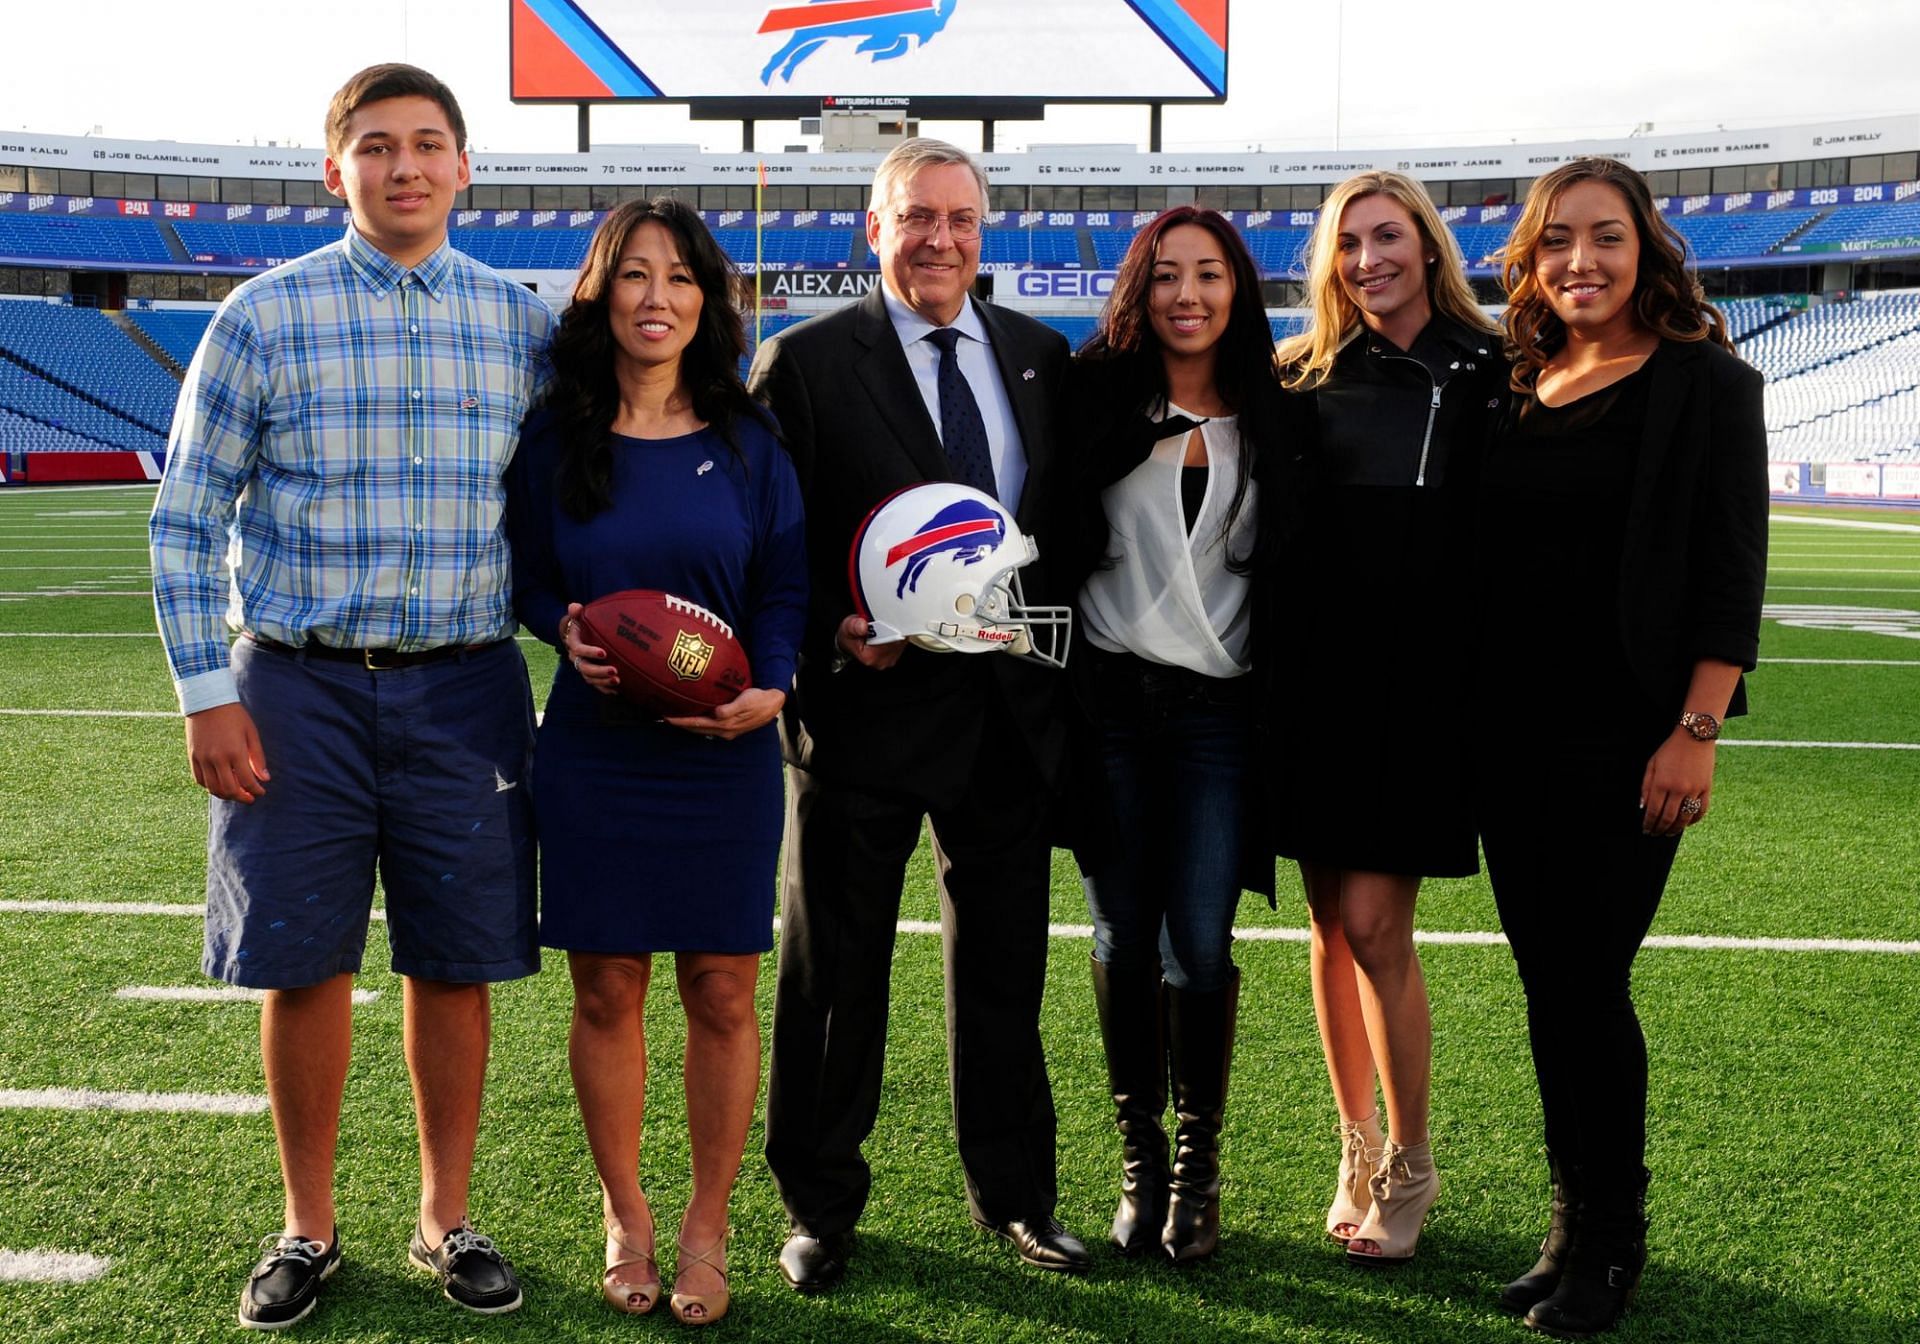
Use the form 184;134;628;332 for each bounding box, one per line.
1616;337;1769;718
747;287;1073;805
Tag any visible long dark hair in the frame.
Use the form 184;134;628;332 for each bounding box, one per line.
547;198;771;519
1501;157;1732;392
1077;206;1273;566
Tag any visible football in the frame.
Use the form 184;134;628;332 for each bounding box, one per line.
575;589;753;718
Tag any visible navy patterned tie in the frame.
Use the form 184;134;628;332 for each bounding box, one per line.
926;326;997;500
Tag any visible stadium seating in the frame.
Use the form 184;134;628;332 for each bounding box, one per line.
1668;208;1822;261
128;310;215;366
171;222;337;264
715;229;858;268
1791;200;1920;250
0;405;116;452
0;359;166;452
979;230;1082;266
0;214;173;266
1742;291;1920;459
0;303;179;431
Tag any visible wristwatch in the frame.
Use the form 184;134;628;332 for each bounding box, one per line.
1678;711;1721;742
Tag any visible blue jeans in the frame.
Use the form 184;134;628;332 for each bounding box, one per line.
1077;651;1250;992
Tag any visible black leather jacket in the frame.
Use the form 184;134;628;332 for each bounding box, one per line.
1313;314;1503;489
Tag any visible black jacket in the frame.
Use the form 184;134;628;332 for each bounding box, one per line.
1614;337;1769;717
746;289;1073;807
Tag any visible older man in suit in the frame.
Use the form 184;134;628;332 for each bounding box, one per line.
747;138;1086;1289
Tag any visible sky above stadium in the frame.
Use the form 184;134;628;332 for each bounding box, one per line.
3;0;1915;155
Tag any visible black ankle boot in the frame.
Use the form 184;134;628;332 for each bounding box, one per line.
1162;969;1239;1264
1501;1154;1576;1314
1089;955;1169;1256
1525;1169;1648;1339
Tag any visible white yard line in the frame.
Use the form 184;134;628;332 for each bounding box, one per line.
0;631;159;637
0;899;388;921
1770;517;1920;534
1758;657;1920;666
1721;738;1920;750
0;1087;267;1115
0;1250;112;1284
0;590;155;597
116;985;382;1005
1765;585;1920;593
1769;568;1920;575
0;709;175;719
4;901;1911;955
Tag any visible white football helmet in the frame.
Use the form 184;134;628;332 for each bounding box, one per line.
849;482;1072;668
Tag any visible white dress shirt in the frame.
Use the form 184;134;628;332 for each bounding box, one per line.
881;285;1028;510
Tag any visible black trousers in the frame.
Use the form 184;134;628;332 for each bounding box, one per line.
765;740;1059;1235
1480;751;1681;1187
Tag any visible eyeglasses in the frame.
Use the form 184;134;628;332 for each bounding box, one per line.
894;209;983;240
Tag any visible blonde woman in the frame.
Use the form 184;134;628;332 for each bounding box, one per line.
1269;171;1502;1265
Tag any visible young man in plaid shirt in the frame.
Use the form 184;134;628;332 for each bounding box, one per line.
149;63;553;1330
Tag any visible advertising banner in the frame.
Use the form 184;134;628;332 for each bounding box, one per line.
1825;463;1882;497
1882;463;1920;499
1767;462;1804;495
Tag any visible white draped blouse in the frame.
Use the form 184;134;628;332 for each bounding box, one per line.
1078;404;1256;678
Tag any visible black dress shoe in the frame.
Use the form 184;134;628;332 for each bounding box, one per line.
980;1216;1092;1274
779;1231;852;1294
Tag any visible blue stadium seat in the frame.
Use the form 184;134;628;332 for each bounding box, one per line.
1793;200;1920;250
0;303;179;432
0;214;173;266
0;358;166;452
128;310;215;366
715;229;857;268
0;405;120;451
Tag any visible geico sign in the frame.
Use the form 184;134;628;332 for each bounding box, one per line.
1014;271;1117;299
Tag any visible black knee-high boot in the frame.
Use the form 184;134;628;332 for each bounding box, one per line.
1501;1153;1576;1314
1162;968;1239;1264
1525;1168;1648;1339
1090;955;1169;1256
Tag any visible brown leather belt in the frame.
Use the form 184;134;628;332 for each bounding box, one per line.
244;633;505;671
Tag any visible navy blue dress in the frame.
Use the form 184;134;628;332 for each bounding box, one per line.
508;410;806;954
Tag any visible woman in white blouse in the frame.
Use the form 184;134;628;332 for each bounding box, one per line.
1063;206;1304;1266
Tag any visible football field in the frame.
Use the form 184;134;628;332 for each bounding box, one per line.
1;485;1916;1343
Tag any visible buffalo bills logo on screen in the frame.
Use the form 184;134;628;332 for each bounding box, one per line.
884;498;1005;598
758;0;957;85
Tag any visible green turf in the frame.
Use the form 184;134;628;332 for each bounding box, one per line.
2;486;1917;1342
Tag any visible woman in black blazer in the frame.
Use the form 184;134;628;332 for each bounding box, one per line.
1478;157;1767;1339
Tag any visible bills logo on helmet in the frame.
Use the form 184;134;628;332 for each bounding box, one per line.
884;497;1005;598
758;0;957;85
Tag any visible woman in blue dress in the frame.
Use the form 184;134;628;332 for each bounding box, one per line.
507;198;805;1326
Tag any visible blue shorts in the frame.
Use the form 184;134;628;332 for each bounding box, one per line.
203;637;539;989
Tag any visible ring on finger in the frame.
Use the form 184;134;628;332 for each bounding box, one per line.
1679;796;1703;817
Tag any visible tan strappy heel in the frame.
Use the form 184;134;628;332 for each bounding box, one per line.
1327;1110;1386;1242
1346;1137;1439;1266
669;1232;730;1326
602;1213;660;1314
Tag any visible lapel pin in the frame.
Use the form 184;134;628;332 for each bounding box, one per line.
460;395;479;409
696;460;714;476
1022;368;1035;381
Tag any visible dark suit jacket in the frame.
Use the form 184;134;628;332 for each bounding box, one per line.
747;287;1073;806
1617;337;1769;718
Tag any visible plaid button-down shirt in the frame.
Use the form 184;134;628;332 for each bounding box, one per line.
150;228;554;714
